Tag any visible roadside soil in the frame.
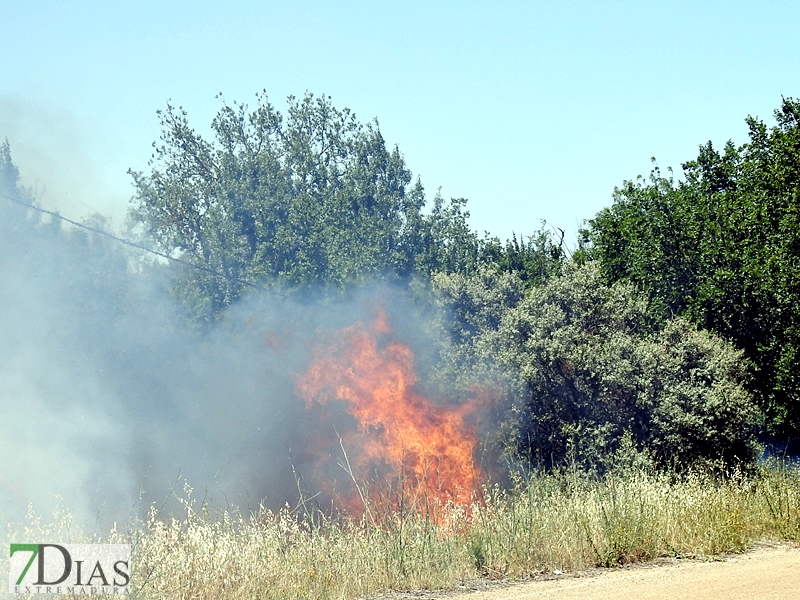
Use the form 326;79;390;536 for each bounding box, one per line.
381;542;800;600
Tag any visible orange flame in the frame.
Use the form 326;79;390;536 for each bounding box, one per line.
296;310;483;515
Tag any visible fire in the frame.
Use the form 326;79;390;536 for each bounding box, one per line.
296;310;483;515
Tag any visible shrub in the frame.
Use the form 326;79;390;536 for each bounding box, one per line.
432;262;759;472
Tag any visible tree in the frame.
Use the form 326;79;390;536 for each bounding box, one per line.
583;98;800;438
479;227;566;286
0;139;55;251
129;92;483;321
0;139;21;199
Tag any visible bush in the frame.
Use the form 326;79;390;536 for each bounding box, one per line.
432;262;759;472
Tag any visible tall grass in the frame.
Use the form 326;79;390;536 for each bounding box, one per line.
6;463;800;600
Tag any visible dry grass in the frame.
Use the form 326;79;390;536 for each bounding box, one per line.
5;463;800;600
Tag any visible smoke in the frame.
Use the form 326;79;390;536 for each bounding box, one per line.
0;96;131;230
0;192;459;531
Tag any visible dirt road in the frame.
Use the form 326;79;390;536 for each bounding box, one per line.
425;544;800;600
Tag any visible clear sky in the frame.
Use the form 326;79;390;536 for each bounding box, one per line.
2;1;798;246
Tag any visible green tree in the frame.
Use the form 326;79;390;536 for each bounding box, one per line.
129;92;484;320
479;228;566;285
584;98;800;438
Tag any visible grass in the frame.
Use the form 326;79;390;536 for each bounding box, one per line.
6;463;800;600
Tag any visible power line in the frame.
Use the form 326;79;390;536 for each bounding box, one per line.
0;191;269;293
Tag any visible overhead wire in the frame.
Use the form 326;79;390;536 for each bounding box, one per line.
0;191;269;294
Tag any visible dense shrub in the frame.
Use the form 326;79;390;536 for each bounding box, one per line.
432;262;759;472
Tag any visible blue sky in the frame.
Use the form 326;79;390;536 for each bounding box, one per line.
2;1;798;245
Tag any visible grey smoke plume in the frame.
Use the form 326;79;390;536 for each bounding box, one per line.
0;184;441;531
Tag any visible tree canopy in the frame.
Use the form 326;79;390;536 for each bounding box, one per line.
129;93;504;320
583;98;800;438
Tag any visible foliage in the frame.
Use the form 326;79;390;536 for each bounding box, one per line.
0;139;22;199
128;93;490;321
0;142;165;361
583;98;800;438
480;227;566;286
432;263;758;472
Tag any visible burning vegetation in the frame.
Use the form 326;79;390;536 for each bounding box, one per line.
2;92;796;600
0;94;778;540
296;309;484;518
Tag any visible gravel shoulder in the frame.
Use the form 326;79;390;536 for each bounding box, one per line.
382;542;800;600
